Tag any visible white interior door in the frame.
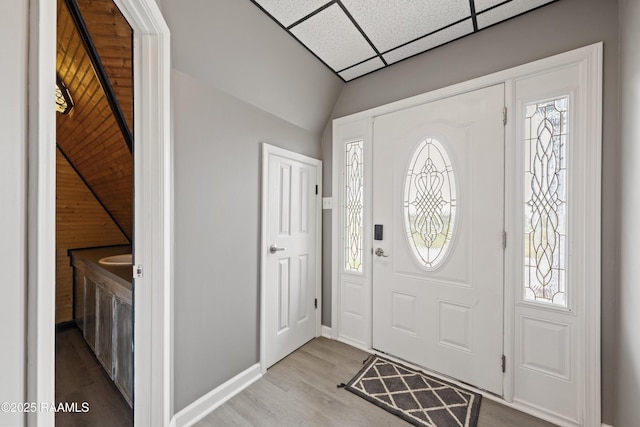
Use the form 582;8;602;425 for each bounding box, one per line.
372;85;505;394
263;145;320;368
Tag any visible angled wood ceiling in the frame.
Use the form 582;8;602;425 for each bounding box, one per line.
56;0;133;240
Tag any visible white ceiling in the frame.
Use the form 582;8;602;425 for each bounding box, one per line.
251;0;559;81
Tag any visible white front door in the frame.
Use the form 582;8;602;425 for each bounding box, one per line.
263;144;321;368
372;85;505;394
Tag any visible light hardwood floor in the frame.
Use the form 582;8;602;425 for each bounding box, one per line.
55;327;133;427
197;337;556;427
56;328;556;426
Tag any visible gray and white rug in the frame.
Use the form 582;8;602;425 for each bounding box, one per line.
345;355;482;427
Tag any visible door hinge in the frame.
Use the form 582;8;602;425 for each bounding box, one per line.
503;107;507;125
315;185;318;195
133;264;143;279
314;298;318;309
502;231;507;249
502;354;506;373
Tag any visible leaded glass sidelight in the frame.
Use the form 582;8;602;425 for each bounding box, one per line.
345;140;364;272
403;138;456;269
523;98;568;306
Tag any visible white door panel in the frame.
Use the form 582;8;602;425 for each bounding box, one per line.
264;147;320;368
373;85;505;395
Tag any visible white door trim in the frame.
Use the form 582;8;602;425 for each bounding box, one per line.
29;1;173;425
27;2;57;425
332;43;602;427
260;143;322;374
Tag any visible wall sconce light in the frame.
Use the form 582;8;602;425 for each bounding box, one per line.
56;75;74;114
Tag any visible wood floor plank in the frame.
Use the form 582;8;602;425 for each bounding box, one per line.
55;327;132;427
197;337;556;427
57;330;556;426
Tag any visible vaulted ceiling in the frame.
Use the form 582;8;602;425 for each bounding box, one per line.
56;0;133;240
54;0;561;241
251;0;559;81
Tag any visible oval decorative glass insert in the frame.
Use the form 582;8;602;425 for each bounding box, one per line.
403;138;457;269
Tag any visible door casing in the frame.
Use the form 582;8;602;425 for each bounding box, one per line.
332;43;602;427
28;0;172;425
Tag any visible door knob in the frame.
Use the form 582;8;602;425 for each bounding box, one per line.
375;248;389;257
269;244;285;254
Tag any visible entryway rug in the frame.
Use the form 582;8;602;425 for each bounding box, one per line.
344;355;482;427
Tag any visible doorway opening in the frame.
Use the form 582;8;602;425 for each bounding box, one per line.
371;84;505;396
30;0;171;424
331;44;602;426
55;0;134;423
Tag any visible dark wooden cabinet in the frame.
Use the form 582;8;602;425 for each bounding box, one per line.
84;277;97;352
113;298;133;404
96;285;114;372
71;250;133;407
73;269;85;333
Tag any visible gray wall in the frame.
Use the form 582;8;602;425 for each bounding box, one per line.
0;1;27;426
172;69;324;411
159;0;341;134
321;0;620;423
160;0;343;412
616;1;640;426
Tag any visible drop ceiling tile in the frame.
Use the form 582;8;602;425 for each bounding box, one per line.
477;0;557;29
383;19;474;65
291;3;377;72
341;0;471;53
339;57;385;81
473;0;504;12
253;0;332;28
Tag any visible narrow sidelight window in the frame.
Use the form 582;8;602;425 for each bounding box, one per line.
523;98;568;306
345;140;364;272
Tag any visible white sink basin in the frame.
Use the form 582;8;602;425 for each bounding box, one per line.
99;254;133;266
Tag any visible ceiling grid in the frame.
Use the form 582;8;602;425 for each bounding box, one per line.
251;0;560;81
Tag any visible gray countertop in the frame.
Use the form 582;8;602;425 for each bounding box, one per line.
68;245;133;290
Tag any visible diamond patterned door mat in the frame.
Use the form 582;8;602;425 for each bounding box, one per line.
345;355;482;427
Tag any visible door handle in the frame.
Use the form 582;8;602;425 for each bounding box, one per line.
269;244;285;254
375;248;389;257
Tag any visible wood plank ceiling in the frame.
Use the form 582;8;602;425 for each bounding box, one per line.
56;0;133;240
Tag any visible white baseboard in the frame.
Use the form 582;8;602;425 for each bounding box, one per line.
170;363;262;427
321;325;332;338
601;424;614;427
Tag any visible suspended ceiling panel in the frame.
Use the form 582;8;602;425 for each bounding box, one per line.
252;0;559;81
